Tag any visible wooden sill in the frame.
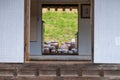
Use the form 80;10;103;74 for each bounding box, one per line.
43;53;78;55
26;60;92;64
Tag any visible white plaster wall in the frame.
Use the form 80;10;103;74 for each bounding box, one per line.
94;0;120;63
0;0;24;63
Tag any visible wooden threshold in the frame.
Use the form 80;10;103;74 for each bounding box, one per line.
43;53;78;55
27;61;92;64
30;55;92;61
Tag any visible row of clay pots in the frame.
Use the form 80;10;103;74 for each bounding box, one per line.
44;48;77;54
43;41;77;54
44;41;76;49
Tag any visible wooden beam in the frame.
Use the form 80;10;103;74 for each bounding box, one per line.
24;0;31;62
39;0;90;4
91;0;94;63
30;0;38;41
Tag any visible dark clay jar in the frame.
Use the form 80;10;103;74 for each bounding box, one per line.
44;48;50;53
51;42;59;49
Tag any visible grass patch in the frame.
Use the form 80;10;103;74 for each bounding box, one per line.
42;11;78;44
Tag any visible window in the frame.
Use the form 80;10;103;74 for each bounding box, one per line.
29;0;92;61
0;0;92;62
42;4;78;55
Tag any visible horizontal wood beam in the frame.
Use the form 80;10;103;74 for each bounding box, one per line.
42;4;78;8
39;0;90;4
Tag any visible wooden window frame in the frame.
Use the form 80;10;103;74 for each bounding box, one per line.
81;4;90;19
24;0;94;62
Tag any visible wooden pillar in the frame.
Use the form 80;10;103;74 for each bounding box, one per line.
91;0;94;62
63;7;65;11
48;7;50;11
24;0;31;62
55;7;58;11
70;7;72;11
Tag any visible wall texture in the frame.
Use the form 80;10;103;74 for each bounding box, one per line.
0;0;24;63
94;0;120;63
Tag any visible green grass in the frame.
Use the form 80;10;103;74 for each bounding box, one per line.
42;11;78;44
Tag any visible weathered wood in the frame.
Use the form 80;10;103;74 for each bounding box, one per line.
0;77;4;80
17;68;36;77
82;70;100;77
91;0;94;63
30;0;38;41
16;77;62;80
61;70;78;77
0;64;120;79
0;69;14;76
24;0;31;61
104;70;120;77
99;69;104;77
40;70;56;76
39;0;90;4
0;76;15;80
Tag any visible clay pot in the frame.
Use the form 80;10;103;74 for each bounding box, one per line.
51;49;57;53
65;42;71;50
44;48;50;53
71;48;77;53
71;42;76;49
51;42;59;49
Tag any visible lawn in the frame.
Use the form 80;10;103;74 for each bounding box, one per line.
42;11;78;44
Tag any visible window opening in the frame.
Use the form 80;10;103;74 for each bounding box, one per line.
42;4;78;55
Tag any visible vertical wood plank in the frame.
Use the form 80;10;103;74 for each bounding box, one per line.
91;0;94;62
24;0;31;61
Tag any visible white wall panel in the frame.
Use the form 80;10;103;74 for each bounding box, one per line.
0;0;24;63
94;0;120;63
